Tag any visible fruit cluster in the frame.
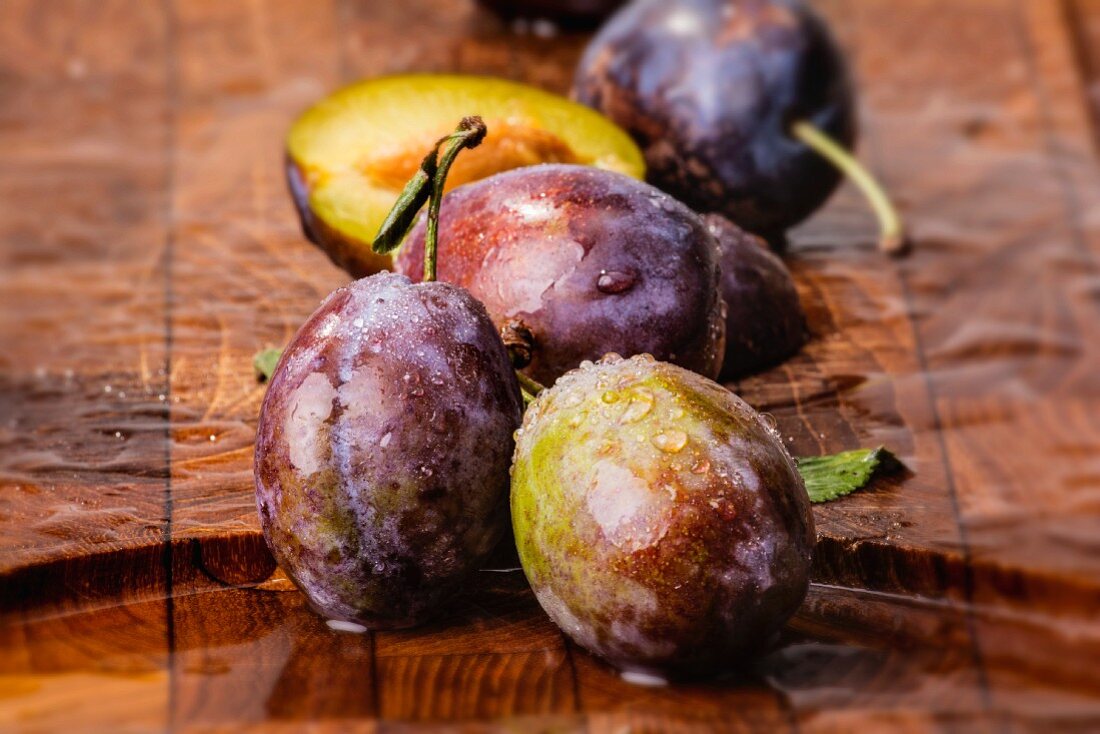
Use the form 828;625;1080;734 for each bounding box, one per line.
257;0;904;682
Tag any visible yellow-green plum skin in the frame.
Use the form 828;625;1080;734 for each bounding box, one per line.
511;354;814;679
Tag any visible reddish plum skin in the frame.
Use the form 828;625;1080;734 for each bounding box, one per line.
573;0;856;241
254;273;523;628
705;214;806;379
395;164;726;386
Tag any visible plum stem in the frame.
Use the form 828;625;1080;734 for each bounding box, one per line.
423;117;488;282
515;371;546;402
790;121;909;256
371;149;437;256
370;116;487;271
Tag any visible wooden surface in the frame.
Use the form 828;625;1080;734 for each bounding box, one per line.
1;0;1099;730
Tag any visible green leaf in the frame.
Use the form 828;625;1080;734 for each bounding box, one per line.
796;446;904;503
253;348;283;383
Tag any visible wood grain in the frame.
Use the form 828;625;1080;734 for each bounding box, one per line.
841;1;1100;725
1;0;1099;730
0;0;172;578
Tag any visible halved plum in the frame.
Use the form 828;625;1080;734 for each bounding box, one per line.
286;74;646;277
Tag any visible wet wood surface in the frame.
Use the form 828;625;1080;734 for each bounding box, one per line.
1;0;1099;730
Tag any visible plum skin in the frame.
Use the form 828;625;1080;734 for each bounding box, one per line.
573;0;857;241
286;156;393;279
705;214;806;379
395;164;726;386
511;354;814;678
254;272;523;628
476;0;626;27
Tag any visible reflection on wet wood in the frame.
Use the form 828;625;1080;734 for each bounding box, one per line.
2;0;1099;730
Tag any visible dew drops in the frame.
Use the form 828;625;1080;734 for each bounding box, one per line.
619;389;654;424
420;466;433;478
760;413;778;431
209;434;217;442
596;270;637;294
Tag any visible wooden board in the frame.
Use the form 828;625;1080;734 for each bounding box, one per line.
2;0;1099;730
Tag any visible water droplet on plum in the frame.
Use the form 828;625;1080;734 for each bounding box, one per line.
619;389;654;423
651;430;687;453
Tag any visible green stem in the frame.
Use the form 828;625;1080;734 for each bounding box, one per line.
424;117;487;282
790;120;908;256
515;371;546;400
371;148;438;256
370;116;487;267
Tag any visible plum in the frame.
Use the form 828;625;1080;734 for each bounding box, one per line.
394;164;726;385
254;272;523;628
477;0;626;27
511;353;814;680
706;213;806;379
573;0;904;253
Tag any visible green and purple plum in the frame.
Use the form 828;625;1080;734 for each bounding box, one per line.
254;272;523;628
511;353;814;679
395;164;727;385
706;213;806;379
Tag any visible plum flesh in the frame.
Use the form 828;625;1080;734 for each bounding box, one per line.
254;272;523;628
395;164;726;385
285;74;644;277
511;354;814;679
